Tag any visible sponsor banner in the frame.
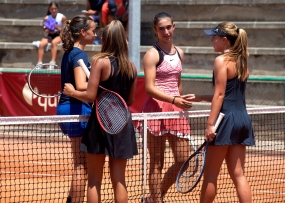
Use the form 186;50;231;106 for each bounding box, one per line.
0;72;147;116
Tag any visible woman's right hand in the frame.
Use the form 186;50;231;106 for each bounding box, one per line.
173;97;192;110
181;94;203;102
63;83;75;96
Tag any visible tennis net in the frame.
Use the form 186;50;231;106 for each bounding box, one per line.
0;106;284;202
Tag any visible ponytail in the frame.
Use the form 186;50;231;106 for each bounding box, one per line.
219;22;249;81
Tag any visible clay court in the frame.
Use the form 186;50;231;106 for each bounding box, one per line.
1;78;284;202
0;111;284;203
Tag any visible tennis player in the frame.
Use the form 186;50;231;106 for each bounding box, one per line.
56;15;96;203
63;20;138;203
142;12;193;203
186;22;255;203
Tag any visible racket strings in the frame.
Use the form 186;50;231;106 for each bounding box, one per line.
177;152;205;193
97;92;129;134
29;65;61;97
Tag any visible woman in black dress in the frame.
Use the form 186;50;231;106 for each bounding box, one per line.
63;20;138;203
186;22;254;203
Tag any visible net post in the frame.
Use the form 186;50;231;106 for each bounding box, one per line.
142;113;148;202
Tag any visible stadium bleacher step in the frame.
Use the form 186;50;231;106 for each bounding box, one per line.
0;42;285;76
1;19;285;48
0;0;284;75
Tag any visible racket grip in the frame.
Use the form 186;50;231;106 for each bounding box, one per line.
77;59;90;79
214;112;225;131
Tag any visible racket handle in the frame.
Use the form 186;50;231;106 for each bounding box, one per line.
77;59;90;79
214;112;225;131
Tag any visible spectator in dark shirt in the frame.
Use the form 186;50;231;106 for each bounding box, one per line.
82;0;106;28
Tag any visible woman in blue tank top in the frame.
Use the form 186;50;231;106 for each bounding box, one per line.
56;15;97;203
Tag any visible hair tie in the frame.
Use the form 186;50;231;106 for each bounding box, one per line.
67;20;71;24
172;96;177;104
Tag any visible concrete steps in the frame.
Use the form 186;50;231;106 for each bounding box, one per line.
1;42;284;76
1;0;284;20
142;21;285;47
141;1;285;22
2;18;285;48
0;0;284;76
0;0;85;19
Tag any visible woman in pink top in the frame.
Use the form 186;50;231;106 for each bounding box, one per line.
142;12;194;203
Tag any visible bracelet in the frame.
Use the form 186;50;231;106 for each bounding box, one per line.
172;96;176;104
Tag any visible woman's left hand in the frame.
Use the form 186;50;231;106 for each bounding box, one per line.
63;83;75;96
205;124;216;142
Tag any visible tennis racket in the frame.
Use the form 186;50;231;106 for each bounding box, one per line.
28;63;61;98
77;59;131;135
175;112;225;193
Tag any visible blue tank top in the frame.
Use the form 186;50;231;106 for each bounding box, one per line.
59;47;91;106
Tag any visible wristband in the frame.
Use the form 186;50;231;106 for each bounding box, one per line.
172;96;176;104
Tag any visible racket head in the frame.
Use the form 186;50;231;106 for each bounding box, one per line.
96;90;130;135
176;141;209;193
28;63;61;98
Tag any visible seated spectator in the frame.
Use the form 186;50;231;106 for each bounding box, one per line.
36;2;66;69
82;0;105;44
101;0;129;38
82;0;106;28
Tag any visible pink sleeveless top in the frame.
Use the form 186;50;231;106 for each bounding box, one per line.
141;45;191;136
155;47;182;97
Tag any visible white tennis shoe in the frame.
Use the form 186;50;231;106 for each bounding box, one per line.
48;61;56;70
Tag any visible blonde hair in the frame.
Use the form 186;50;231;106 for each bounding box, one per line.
92;20;132;78
219;22;249;81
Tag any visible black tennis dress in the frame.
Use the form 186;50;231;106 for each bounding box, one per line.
80;57;138;159
212;75;255;146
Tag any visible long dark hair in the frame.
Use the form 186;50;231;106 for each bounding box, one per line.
60;15;93;51
153;12;173;39
153;12;173;27
46;2;58;15
92;20;133;78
